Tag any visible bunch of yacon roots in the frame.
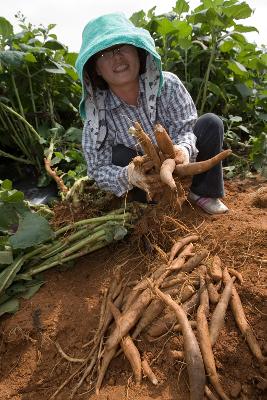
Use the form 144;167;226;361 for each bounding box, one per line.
128;122;231;204
51;234;266;400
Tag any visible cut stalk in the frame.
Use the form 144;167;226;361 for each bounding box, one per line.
25;240;108;277
0;255;25;295
41;223;107;259
54;212;131;236
24;230;108;276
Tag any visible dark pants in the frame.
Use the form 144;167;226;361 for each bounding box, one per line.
112;113;225;202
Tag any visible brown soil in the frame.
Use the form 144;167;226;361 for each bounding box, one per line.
0;176;266;400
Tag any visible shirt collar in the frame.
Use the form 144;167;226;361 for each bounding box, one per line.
105;74;146;110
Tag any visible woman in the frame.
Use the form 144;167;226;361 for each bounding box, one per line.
75;12;228;214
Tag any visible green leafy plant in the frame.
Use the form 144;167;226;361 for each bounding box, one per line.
131;0;267;175
0;14;83;181
0;179;54;245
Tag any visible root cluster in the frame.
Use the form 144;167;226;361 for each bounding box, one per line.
50;233;266;399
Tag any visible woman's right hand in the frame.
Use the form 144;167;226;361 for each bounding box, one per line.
127;162;164;201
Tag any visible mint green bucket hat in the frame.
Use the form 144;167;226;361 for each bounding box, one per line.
75;12;163;120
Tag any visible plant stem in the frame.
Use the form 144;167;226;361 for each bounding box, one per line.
47;88;56;127
26;65;39;130
25;230;108;276
0;150;34;165
28;240;108;277
54;213;131;236
0;109;8;129
0;102;42;143
4;112;32;160
40;223;106;260
10;73;26;119
0;255;25;295
199;35;217;115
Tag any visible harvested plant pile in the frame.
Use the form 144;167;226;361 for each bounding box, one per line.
0;209;132;316
50;234;266;399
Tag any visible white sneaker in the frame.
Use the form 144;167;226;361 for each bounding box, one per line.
188;191;229;215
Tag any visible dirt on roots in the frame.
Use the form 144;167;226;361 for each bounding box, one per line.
0;176;266;400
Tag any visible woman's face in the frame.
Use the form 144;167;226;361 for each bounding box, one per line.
95;44;140;90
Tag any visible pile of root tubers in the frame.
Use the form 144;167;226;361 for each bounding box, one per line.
51;235;266;400
128;121;232;203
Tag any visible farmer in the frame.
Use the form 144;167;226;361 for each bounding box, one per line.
75;13;229;215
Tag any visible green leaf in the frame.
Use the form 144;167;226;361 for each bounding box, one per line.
202;0;224;8
0;17;14;39
147;6;156;19
130;10;146;27
207;81;226;100
64;67;78;80
49;123;65;135
229;115;242;123
0;50;25;67
24;53;37;63
43;39;66;50
172;20;192;38
223;3;252;20
64;52;78;67
44;67;66;74
9;213;54;249
173;0;189;16
235;83;253;98
0;298;19;316
64;127;82;143
227;60;247;75
48;23;57;30
156;18;177;36
259;54;267;67
54;151;64;160
1;179;12;190
231;32;247;44
22;281;44;299
219;39;235;53
0;204;19;231
258;114;267;122
0;189;24;203
238;125;249;134
19;43;47;53
177;38;192;50
234;24;258;33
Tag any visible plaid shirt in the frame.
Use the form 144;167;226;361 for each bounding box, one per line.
82;71;198;196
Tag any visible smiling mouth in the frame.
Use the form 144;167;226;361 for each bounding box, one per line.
113;64;128;73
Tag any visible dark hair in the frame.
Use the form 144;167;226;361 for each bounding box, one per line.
83;46;147;90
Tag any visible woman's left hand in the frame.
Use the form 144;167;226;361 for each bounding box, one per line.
173;145;189;165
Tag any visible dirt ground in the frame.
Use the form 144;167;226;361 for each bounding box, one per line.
0;176;266;400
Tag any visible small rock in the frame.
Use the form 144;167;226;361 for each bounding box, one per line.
230;382;242;398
